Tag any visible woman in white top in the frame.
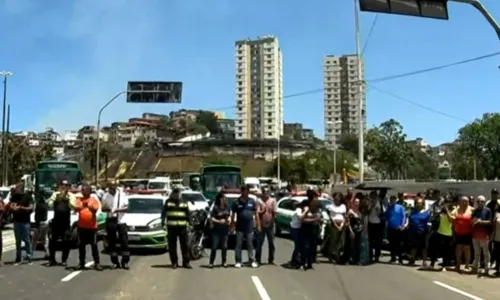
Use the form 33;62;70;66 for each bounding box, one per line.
492;207;500;277
325;194;347;263
289;202;307;267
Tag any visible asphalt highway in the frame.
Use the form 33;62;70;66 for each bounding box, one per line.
0;227;495;300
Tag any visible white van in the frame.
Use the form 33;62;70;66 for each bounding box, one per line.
244;177;261;193
147;177;172;197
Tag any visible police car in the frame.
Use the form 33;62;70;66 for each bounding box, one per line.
180;190;209;212
101;190;168;251
275;193;332;240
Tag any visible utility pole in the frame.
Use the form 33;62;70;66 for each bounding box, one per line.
0;71;13;186
4;104;10;185
354;0;364;183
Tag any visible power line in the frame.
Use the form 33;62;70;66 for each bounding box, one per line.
209;52;499;113
361;14;379;55
367;83;469;123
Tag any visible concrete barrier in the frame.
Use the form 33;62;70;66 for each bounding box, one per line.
331;181;500;196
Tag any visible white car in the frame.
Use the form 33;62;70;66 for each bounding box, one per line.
275;196;332;240
102;193;168;251
180;191;209;211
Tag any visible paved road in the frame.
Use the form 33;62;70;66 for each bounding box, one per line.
0;231;494;300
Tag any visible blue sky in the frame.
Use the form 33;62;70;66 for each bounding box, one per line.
1;0;499;145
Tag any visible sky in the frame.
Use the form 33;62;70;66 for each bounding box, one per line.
1;0;499;146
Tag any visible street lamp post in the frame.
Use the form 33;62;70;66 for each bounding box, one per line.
354;0;365;183
96;91;126;184
327;120;343;183
0;71;13;186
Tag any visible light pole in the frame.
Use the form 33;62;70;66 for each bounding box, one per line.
96;91;126;183
0;71;13;186
277;95;282;189
354;0;365;183
327;120;343;184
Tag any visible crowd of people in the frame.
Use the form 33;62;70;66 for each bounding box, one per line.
320;187;500;277
1;181;500;279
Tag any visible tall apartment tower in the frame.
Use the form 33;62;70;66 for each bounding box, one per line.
234;36;283;140
323;54;366;148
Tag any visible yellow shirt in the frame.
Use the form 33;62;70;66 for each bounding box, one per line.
437;213;452;236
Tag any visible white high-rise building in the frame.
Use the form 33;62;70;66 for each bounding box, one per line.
234;36;283;140
323;54;366;148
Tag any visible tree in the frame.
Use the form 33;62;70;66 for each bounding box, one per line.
160;116;173;129
6;136;36;183
455;113;500;179
196;111;221;134
405;147;437;181
134;136;146;148
39;143;55;160
365;119;412;179
338;133;359;155
83;140;109;180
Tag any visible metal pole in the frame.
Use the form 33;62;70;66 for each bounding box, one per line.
473;158;477;181
96;91;126;184
277;101;281;189
451;0;500;39
354;0;364;183
5;104;9;185
0;71;12;186
333;147;337;184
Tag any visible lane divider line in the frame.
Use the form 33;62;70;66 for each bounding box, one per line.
251;276;271;300
61;261;95;282
433;281;484;300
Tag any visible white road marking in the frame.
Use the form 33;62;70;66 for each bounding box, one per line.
251;276;271;300
61;261;95;282
433;281;484;300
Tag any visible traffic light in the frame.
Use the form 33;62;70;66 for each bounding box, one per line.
126;81;183;103
359;0;449;20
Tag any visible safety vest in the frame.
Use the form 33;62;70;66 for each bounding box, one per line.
165;200;189;227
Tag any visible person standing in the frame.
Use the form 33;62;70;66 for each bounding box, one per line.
74;185;102;271
367;192;384;263
346;198;364;265
32;189;50;260
299;190;321;270
161;188;191;269
492;205;500;277
0;196;4;266
326;193;347;263
471;195;492;274
10;184;34;265
407;198;430;266
255;188;276;265
231;185;261;268
448;196;473;273
102;186;130;269
385;195;407;264
208;192;231;268
48;183;74;266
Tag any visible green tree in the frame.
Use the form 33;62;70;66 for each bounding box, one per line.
40;143;55;160
134;136;146;148
365;119;412;179
453;114;500;179
338;133;359;156
160;116;173;129
83;140;109;181
6;136;35;184
405;147;437;181
195;111;221;134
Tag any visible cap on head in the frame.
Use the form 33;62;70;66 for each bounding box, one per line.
492;188;498;194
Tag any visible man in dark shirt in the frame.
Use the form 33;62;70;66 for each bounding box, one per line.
231;185;261;268
10;183;34;265
48;182;74;266
33;183;50;260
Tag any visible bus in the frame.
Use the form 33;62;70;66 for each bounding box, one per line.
34;160;83;201
198;164;242;200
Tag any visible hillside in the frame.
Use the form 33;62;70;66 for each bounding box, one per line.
77;149;272;179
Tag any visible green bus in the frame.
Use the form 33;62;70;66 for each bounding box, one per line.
197;164;242;200
34;160;83;201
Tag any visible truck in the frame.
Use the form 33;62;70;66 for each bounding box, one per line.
195;164;242;200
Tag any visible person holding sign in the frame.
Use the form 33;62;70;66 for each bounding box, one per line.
74;185;102;271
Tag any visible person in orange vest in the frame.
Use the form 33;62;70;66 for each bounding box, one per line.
74;185;102;270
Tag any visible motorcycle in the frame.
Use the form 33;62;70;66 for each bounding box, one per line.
187;208;210;260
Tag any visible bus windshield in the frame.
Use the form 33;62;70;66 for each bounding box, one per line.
204;173;240;191
36;170;81;189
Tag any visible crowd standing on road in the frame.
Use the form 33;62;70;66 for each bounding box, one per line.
2;178;500;283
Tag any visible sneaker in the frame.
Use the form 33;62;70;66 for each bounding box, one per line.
251;262;258;268
94;264;103;271
121;263;129;270
208;264;214;269
222;263;228;268
234;263;242;268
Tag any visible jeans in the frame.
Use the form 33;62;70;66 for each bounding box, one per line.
368;222;383;261
473;238;490;269
235;231;254;264
300;230;315;267
32;221;49;255
290;228;301;264
387;228;404;261
14;222;32;261
209;231;228;264
106;218;130;265
493;241;500;272
255;224;275;264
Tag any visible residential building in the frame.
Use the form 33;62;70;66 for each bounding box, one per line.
284;123;314;141
38;127;61;142
217;118;236;139
323;54;366;148
234;35;283;140
114;123;158;148
62;130;79;142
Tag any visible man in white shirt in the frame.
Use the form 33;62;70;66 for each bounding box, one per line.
102;185;130;269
